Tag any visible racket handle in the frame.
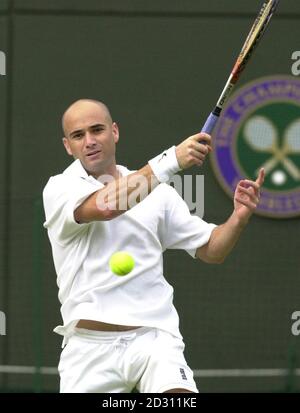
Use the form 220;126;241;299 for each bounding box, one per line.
201;112;219;134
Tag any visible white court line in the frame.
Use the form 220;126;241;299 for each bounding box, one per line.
193;369;300;378
0;366;58;374
0;366;300;377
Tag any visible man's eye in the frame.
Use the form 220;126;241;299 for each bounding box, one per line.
74;133;83;139
94;127;103;133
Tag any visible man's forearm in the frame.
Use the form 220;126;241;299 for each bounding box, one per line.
75;165;159;223
196;212;248;263
75;133;212;223
197;168;264;264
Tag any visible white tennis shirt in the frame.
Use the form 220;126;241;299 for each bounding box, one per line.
43;160;217;342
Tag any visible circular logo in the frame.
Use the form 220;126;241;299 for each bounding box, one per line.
211;76;300;218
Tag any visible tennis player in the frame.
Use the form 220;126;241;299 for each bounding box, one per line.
43;99;264;393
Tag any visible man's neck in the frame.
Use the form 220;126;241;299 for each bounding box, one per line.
90;163;120;181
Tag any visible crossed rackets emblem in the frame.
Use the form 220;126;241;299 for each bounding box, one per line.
244;116;300;180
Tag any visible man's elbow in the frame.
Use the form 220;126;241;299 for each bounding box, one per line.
74;206;122;223
197;253;225;264
210;255;225;264
99;208;120;221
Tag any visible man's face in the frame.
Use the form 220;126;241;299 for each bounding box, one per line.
63;102;119;177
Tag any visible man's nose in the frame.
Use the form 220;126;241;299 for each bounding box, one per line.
85;132;97;147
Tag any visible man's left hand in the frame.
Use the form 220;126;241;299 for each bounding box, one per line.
233;168;265;224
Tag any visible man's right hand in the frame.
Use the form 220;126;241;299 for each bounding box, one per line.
175;133;212;169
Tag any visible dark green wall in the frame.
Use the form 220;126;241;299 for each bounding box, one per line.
0;0;299;392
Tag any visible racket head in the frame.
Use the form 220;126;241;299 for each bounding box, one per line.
232;0;280;82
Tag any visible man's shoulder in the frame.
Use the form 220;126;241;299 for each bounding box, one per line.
147;182;180;207
42;174;74;203
156;182;179;196
43;173;71;189
43;160;89;196
62;159;88;177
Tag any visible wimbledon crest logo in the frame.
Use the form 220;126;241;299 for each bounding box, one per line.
211;76;300;218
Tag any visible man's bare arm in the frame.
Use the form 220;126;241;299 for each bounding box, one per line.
196;168;265;264
75;133;212;223
75;165;158;223
196;214;246;264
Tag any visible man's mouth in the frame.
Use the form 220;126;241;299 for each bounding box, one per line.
86;150;101;157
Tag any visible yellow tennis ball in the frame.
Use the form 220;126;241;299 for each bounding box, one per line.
109;251;135;276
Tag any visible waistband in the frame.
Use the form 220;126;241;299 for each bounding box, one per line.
73;326;155;343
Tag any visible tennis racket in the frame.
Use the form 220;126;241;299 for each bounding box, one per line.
201;0;280;134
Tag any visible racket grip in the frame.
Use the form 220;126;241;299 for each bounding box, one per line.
201;112;219;134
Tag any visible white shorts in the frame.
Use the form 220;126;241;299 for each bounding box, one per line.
58;326;198;393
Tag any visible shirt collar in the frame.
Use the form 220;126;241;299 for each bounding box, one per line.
63;159;133;181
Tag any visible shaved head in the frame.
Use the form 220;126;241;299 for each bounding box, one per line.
62;99;112;137
61;98;119;178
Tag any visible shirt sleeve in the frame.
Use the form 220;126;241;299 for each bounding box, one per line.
43;174;101;245
159;185;217;258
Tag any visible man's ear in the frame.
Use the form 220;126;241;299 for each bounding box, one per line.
112;122;119;144
62;137;73;156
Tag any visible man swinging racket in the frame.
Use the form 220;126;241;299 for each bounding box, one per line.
43;99;264;393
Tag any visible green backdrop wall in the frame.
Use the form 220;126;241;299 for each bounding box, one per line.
0;0;299;392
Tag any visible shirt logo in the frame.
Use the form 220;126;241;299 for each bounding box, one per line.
180;367;187;380
158;152;167;162
211;76;300;218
